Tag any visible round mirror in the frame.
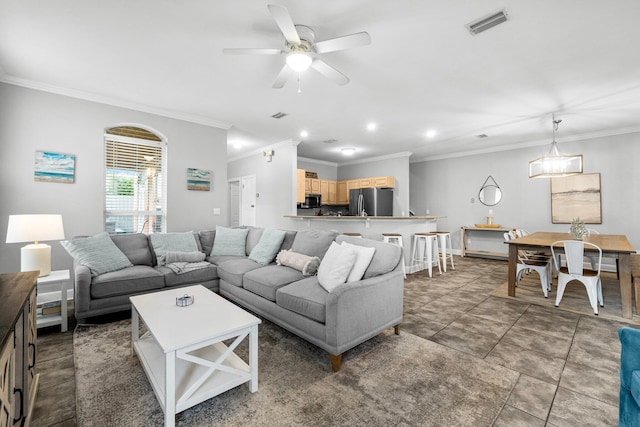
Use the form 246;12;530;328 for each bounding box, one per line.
479;185;502;206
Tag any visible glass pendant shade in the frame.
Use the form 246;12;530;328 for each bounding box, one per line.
528;114;583;179
528;141;583;178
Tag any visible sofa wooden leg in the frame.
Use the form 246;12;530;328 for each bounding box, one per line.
329;353;342;372
394;324;400;335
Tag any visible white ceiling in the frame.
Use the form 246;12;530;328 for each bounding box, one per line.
1;0;639;164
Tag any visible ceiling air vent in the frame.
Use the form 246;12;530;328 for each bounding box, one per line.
476;134;489;139
271;112;287;119
466;9;509;35
323;139;337;144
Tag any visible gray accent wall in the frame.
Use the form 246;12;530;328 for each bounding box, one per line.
0;83;228;274
410;132;640;251
297;159;338;180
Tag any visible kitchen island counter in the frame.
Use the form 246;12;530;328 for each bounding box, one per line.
284;215;446;274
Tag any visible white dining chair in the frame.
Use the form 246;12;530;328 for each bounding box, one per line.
551;240;603;315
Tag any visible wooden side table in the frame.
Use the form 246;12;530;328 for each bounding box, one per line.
36;269;71;332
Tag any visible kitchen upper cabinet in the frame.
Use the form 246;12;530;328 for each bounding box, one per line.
296;169;305;204
373;175;395;188
306;178;320;194
347;179;359;193
320;180;329;203
327;181;337;205
336;181;348;205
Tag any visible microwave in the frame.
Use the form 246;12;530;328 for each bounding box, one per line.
301;194;322;208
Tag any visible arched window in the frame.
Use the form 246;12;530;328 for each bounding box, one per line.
104;126;167;234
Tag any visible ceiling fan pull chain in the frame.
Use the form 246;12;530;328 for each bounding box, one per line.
297;73;302;93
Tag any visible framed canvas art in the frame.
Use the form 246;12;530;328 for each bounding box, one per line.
187;168;211;191
550;173;601;224
34;151;76;183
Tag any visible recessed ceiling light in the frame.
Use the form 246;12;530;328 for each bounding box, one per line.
233;142;242;149
341;147;356;156
300;130;309;138
425;130;437;139
367;122;377;131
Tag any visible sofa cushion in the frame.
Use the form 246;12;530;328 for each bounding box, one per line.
198;230;216;255
280;230;297;251
317;242;357;292
149;232;199;265
155;264;218;287
248;228;286;265
212;226;249;256
207;255;247;265
243;226;264;255
216;258;263;287
290;229;338;259
341;242;376;282
276;277;328;323
243;265;304;301
61;232;133;277
336;235;402;279
111;233;153;266
90;265;164;299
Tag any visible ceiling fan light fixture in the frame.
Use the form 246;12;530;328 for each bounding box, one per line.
286;50;312;72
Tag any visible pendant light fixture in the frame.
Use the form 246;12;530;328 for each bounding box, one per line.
528;114;583;179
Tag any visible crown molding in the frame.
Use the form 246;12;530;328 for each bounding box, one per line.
0;75;231;130
410;126;640;163
338;151;413;167
297;156;339;167
227;139;300;163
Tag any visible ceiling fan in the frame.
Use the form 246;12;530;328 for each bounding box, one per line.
223;4;371;88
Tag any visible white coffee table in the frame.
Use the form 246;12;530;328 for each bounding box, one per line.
130;285;261;427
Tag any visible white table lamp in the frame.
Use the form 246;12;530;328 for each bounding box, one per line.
6;214;65;277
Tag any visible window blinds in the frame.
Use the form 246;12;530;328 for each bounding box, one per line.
104;133;166;234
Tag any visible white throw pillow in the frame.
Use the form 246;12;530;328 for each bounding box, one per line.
317;242;357;292
341;242;376;282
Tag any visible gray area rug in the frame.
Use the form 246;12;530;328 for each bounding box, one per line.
74;319;519;426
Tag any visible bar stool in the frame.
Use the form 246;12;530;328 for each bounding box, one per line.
434;231;455;272
411;232;441;278
382;233;406;278
343;232;362;238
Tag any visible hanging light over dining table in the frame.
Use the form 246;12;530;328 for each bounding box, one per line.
528;113;583;178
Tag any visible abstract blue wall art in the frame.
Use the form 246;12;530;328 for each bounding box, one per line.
187;168;211;191
34;151;76;183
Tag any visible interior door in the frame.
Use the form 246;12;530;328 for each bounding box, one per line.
228;180;240;227
241;175;256;226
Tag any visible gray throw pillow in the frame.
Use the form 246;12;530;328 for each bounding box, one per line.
248;228;287;265
60;232;133;277
211;226;249;257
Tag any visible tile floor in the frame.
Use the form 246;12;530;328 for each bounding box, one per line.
32;256;638;426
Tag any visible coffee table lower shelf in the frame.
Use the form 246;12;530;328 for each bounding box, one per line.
133;331;255;416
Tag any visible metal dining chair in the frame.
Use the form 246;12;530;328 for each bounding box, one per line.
551;240;603;315
504;232;553;297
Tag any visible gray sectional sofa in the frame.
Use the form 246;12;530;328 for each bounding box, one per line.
70;227;404;371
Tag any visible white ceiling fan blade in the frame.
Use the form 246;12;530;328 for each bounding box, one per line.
267;4;301;45
314;32;371;54
272;64;293;88
222;48;282;55
311;59;350;86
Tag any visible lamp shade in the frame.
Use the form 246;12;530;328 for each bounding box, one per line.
286;51;312;72
6;214;65;243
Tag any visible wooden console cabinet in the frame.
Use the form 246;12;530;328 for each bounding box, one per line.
0;271;39;427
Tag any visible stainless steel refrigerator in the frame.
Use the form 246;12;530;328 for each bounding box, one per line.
349;188;394;216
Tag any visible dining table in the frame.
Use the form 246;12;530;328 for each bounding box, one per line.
506;232;637;319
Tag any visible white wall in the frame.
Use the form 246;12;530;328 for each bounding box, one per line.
410;132;640;250
0;83;228;274
297;158;338;180
227;140;299;229
338;153;411;216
